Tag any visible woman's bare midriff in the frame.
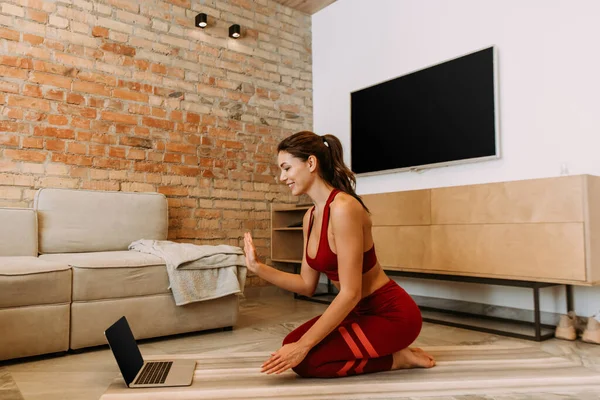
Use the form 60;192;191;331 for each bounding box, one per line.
329;263;390;299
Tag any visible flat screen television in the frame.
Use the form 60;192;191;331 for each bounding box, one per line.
350;46;499;176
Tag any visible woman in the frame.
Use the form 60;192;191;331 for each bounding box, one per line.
243;131;435;378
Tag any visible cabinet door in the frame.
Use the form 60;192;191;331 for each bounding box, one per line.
372;226;430;270
431;176;584;224
427;223;586;282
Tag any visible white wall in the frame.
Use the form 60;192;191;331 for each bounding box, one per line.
312;0;600;316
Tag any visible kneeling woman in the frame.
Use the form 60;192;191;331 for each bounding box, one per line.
243;131;435;378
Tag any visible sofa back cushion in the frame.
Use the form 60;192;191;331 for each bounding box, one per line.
0;208;38;256
34;188;168;254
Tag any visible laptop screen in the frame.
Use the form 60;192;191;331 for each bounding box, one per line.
104;316;144;386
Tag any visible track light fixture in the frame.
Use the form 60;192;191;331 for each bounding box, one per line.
195;13;207;28
229;24;241;39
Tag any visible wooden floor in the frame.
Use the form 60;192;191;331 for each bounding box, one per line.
2;287;600;400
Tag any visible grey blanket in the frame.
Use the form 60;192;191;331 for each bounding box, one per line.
129;239;247;306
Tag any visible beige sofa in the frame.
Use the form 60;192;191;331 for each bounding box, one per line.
0;188;239;360
0;207;71;361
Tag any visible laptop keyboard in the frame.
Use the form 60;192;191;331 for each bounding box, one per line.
134;361;173;385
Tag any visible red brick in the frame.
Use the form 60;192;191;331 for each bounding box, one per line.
150;63;167;74
151;107;167;118
128;104;151;115
108;147;127;158
7;95;50;111
158;186;189;196
101;42;136;57
89;144;107;156
134;162;166;173
22;137;44;149
0;56;32;69
127;148;145;160
32;60;73;75
52;153;94;166
170;165;200;176
66;93;85;105
46;139;65;151
164;153;182;163
77;131;92;141
44;88;65;101
0;81;19;94
166;67;184;79
115;124;132;134
3;108;23;119
119;136;152;148
30;72;71;89
25;110;45;122
134;59;149;71
67;142;87;154
88;97;104;108
101;111;137;125
73;81;111;96
45;40;64;51
170;110;183;122
113;88;148;102
26;9;47;23
34;126;75;139
0;65;28;79
58;103;97;118
142;117;174;130
0;27;19;41
48;115;68;125
72;117;91;129
92;26;109;38
0;133;19;147
4;149;47;162
23;85;42;98
77;71;117;86
166;143;196;154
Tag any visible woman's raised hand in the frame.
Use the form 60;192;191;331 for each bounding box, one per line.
243;232;260;274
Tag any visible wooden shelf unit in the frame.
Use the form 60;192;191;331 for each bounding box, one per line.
271;205;310;264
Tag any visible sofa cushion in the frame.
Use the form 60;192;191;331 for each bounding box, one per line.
0;208;37;257
0;257;71;308
34;188;168;254
40;251;169;301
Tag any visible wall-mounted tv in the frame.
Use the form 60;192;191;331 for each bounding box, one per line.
350;46;499;176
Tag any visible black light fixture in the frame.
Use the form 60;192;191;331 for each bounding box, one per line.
229;24;241;38
195;13;207;28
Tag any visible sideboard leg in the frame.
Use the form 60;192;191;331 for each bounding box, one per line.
533;286;541;341
565;284;574;312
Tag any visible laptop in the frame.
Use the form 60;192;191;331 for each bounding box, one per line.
104;316;196;388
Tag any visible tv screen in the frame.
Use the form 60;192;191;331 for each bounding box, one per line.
350;46;499;175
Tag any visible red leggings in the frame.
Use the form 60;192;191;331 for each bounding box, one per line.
283;279;422;378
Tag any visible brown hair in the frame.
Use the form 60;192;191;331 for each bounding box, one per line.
277;131;369;212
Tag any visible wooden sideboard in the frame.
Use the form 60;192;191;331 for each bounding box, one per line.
361;174;600;286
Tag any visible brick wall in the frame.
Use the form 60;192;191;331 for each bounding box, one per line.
0;0;312;285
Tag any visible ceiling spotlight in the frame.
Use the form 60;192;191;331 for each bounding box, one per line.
195;13;207;28
229;24;240;39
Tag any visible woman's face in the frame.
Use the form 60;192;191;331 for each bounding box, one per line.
277;151;315;196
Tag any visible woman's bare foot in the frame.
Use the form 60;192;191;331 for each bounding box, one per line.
391;347;436;370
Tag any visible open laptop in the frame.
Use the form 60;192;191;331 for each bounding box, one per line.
104;316;196;388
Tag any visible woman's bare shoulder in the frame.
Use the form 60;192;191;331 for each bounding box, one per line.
329;192;364;219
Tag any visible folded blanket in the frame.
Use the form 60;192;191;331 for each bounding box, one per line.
129;239;247;306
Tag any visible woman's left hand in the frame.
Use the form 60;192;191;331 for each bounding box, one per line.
261;342;310;375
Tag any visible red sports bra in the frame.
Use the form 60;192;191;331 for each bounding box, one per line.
305;189;378;281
